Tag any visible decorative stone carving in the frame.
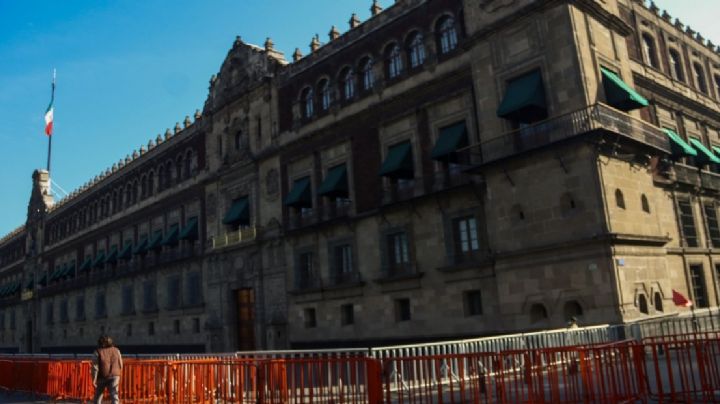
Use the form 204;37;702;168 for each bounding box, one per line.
293;48;303;62
156;134;163;144
310;34;321;52
264;37;274;51
265;168;279;201
184;116;191;128
194;109;202;120
371;0;382;16
165;129;172;140
349;13;361;29
329;26;340;41
174;122;181;134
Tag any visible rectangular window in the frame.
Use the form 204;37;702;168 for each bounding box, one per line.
166;276;181;309
143;281;157;312
60;299;69;323
45;302;53;325
689;264;709;308
304;308;317;328
10;310;15;330
174;319;181;335
332;244;354;284
148;321;155;336
122;285;134;315
387;232;410;275
126;323;132;337
678;199;698;247
704;204;720;247
340;304;354;326
453;216;480;260
185;272;203;307
296;252;314;289
464;290;483;316
0;312;4;330
95;293;106;318
395;298;411;322
193;318;201;333
76;296;85;321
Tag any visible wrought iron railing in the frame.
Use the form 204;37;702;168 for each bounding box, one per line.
328;271;362;286
463;103;670;165
211;226;257;249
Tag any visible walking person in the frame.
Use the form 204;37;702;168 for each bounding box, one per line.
91;335;123;404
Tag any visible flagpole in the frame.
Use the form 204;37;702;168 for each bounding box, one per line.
46;69;55;174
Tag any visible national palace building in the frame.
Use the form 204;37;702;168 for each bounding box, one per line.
2;0;720;353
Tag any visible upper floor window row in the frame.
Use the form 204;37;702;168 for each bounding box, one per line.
298;14;460;120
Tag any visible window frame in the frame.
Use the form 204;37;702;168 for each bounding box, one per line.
407;31;426;69
436;15;459;55
385;43;403;80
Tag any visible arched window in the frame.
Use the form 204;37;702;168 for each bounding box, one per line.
638;294;649;314
301;87;314;118
615;189;625;209
529;303;548;323
140;175;147;199
385;43;403;79
563;300;583;321
641;33;658;69
318;79;331;111
340;67;355;100
641;194;650;213
234;131;241;151
176;155;184;182
407;32;425;68
165;161;173;188
125;184;133;206
359;57;375;91
694;62;708;94
185;150;193;177
437;15;458;54
669;49;684;81
147;171;155;196
715;75;720;99
132;180;139;204
654;292;663;312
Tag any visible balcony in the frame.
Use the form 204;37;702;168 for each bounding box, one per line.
327;270;362;287
382;180;417;204
701;171;720;192
293;275;322;292
433;166;473;191
211;226;257;249
322;200;352;221
288;210;318;230
463;103;670;167
673;164;701;187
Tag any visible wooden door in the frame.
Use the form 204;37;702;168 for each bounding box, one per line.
236;288;256;351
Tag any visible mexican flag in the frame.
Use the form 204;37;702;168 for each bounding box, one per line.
44;71;55;136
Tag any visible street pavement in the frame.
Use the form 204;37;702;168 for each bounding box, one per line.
0;391;77;403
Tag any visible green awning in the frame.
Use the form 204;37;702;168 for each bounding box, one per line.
38;273;47;286
379;142;414;179
58;264;70;278
104;246;118;264
65;261;76;278
317;165;348;198
497;69;548;123
49;266;61;281
161;224;179;247
146;231;164;251
712;146;720;157
284;177;312;208
9;281;19;294
0;284;7;296
431;122;468;161
663;129;697;158
133;236;149;255
688;138;720;164
78;257;92;272
601;67;649;111
118;242;133;260
179;217;199;241
223;198;250;225
92;251;106;268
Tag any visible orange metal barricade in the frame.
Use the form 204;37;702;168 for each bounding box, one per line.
2;336;720;403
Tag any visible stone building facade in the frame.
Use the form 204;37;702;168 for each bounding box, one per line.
1;0;720;352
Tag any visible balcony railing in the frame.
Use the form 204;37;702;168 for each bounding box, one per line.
289;210;318;230
382;180;417;204
211;226;257;249
463;103;670;166
294;275;321;291
328;270;362;286
433;166;472;191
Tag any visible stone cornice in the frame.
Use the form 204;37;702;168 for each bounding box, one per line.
572;0;633;37
634;73;720;125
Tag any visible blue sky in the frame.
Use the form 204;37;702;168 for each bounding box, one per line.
0;0;717;236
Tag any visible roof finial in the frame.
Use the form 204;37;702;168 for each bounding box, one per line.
264;37;274;51
371;0;383;16
165;129;172;140
174;122;181;134
293;48;303;62
194;109;202;120
184;115;191;128
310;34;321;52
329;26;340;41
349;13;361;29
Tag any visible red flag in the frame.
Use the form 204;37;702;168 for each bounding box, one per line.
672;289;692;307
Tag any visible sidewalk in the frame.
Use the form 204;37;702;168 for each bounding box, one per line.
0;391;78;403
